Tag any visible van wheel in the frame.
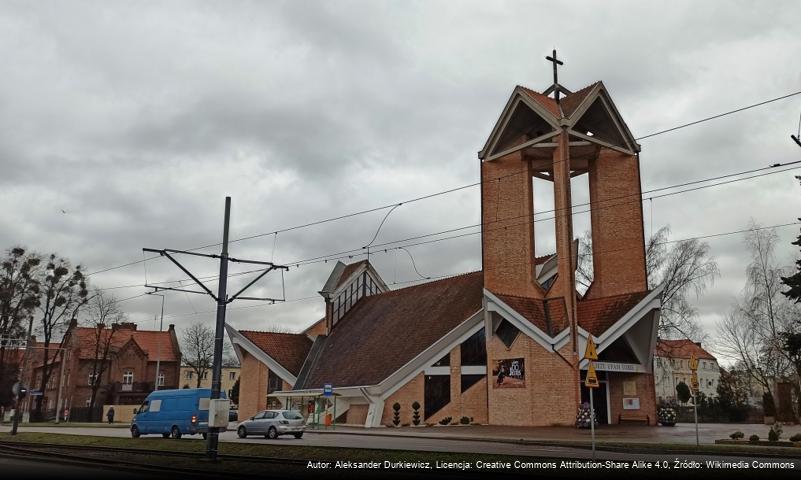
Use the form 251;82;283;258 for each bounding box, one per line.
266;427;278;439
171;426;182;439
131;425;140;438
237;426;247;438
202;433;207;440
162;433;170;438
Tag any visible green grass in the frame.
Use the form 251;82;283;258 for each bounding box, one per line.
0;431;526;464
1;431;799;461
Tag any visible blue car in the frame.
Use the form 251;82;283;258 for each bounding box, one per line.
131;388;228;439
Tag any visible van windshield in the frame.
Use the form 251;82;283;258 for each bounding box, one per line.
283;411;303;420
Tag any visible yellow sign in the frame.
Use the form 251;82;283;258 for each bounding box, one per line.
585;362;599;388
689;353;698;371
691;371;699;392
583;337;598;361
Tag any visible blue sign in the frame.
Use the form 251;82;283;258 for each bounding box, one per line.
323;384;333;397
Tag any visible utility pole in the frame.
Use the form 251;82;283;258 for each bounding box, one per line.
147;293;165;391
143;197;287;461
11;315;34;435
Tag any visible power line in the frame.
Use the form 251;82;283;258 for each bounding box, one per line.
90;160;801;291
83;90;801;278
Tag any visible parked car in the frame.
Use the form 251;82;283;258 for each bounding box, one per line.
236;410;305;439
130;388;229;439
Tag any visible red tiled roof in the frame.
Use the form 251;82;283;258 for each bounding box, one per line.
577;291;650;337
519;86;561;117
297;271;484;389
519;82;600;119
559;82;600;118
239;331;312;376
73;326;179;362
655;339;716;361
335;260;368;289
493;293;568;336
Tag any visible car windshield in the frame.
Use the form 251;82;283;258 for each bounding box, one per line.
282;411;303;420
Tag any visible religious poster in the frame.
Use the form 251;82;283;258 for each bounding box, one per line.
623;380;637;396
492;358;525;388
623;397;640;410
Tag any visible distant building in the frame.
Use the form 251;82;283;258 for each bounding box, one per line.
25;321;181;418
180;365;240;400
653;339;720;403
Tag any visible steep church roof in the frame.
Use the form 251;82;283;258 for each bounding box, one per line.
238;331;312;376
295;271;484;389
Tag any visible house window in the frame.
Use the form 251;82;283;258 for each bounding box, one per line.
424;375;450;420
496;320;520;348
157;371;165;386
185;370;193;380
202;371;208;380
122;370;134;384
267;370;283;394
460;328;486;366
228;371;236;381
88;372;97;386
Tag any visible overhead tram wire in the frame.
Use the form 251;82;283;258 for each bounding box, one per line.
91;160;801;292
156;219;801;322
83;90;801;279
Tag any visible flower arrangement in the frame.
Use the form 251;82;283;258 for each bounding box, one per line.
657;405;677;426
575;402;598;429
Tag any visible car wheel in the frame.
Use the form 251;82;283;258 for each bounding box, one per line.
266;427;278;439
171;426;182;439
162;433;170;439
237;426;247;438
293;433;303;439
131;425;140;438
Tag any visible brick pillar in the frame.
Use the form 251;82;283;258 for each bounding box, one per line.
239;352;268;421
481;151;542;298
586;149;647;298
552;130;577;351
449;346;461;420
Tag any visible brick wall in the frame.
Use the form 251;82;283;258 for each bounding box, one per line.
382;373;424;426
586;150;647;298
607;372;657;425
481;151;542;298
346;404;369;425
487;331;578;426
238;351;268;421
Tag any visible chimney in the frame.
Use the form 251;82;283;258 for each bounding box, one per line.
168;324;175;331
112;322;137;331
68;317;78;329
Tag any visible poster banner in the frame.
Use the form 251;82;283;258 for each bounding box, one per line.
492;358;525;388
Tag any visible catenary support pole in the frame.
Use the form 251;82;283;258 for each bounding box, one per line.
693;393;700;448
206;196;231;461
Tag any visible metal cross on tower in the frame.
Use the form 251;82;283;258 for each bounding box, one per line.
545;49;564;103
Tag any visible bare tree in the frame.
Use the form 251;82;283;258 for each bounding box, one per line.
33;255;88;417
577;225;718;339
84;289;125;420
0;247;41;406
717;224;799;411
182;322;215;388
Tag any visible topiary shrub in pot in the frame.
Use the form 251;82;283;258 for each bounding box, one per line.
768;422;782;442
459;416;470;425
789;433;801;442
392;402;401;427
657;404;677;426
749;434;760;443
574;402;597;429
438;416;452;426
729;431;745;440
411;401;421;426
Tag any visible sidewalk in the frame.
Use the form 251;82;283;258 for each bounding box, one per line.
311;423;801;446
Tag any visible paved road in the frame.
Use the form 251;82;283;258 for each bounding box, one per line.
1;424;799;468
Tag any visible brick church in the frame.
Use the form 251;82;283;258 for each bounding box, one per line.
229;62;663;427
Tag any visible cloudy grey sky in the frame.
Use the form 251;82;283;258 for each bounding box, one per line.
1;1;800;355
